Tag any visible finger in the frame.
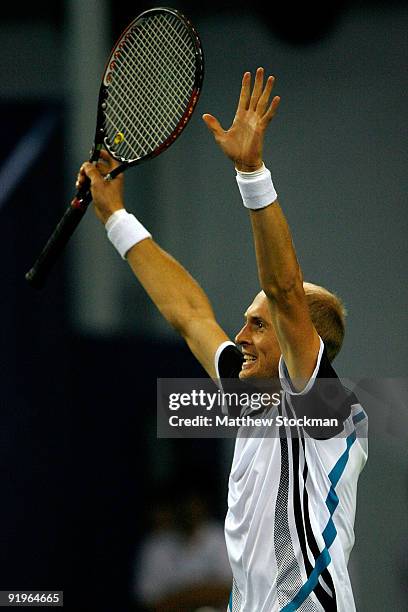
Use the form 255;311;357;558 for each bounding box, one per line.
263;95;281;124
257;75;275;116
94;159;114;178
249;67;264;111
75;164;89;190
236;71;251;112
202;113;225;139
98;148;120;169
81;162;103;185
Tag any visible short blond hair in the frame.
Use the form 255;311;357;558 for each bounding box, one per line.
303;282;347;362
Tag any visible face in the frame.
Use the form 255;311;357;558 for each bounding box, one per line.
235;291;282;380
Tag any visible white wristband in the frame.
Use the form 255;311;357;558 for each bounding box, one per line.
105;209;151;259
236;163;278;209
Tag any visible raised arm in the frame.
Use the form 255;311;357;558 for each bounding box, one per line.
203;68;320;389
77;152;228;379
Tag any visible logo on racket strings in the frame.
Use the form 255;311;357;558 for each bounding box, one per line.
114;132;125;145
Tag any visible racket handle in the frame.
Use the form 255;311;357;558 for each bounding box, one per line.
25;192;92;289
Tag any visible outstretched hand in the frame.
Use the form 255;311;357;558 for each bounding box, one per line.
202;67;280;172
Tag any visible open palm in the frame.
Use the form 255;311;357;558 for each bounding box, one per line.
203;68;280;172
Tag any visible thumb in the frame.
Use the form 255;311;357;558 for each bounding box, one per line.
202;113;224;138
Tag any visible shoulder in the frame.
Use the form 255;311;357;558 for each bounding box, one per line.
280;337;359;437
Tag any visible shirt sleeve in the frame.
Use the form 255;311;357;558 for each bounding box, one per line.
214;341;244;380
214;341;244;416
279;337;357;438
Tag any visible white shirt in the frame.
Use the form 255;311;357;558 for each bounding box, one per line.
216;338;368;612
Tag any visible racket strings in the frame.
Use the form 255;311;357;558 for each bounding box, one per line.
114;16;195;148
125;15;196;115
103;13;198;160
108;39;185;147
107;61;163;148
106;50;191;157
105;16;195;155
139;18;197;99
124;25;194;119
131;18;194;93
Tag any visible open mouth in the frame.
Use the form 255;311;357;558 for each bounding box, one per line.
242;354;257;369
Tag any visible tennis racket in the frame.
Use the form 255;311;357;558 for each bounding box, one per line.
26;6;204;288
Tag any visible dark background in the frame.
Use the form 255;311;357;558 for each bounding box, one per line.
0;1;407;611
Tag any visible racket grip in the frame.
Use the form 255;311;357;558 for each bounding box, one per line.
25;194;91;289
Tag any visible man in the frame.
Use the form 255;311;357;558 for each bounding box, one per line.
77;68;368;611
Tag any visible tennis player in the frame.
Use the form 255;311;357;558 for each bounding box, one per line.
77;68;368;611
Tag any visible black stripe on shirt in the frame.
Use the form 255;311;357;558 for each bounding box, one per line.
291;434;337;610
300;434;338;610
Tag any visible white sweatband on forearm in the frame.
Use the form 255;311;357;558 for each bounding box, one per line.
105;209;151;259
236;163;278;209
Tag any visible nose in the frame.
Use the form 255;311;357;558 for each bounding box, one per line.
235;323;250;346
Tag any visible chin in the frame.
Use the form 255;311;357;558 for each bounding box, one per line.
239;368;257;380
239;366;278;381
